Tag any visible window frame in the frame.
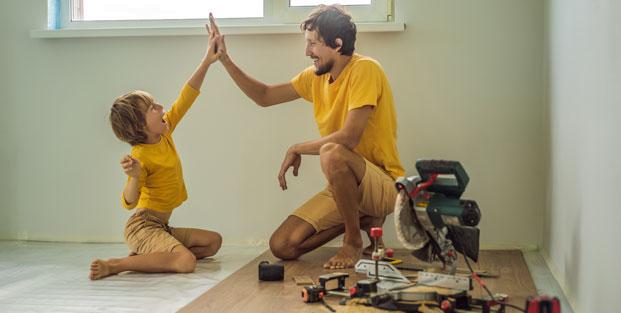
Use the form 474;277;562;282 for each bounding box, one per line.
34;0;401;38
276;0;392;24
57;0;393;30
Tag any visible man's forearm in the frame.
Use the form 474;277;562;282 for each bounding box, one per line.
221;55;269;106
291;130;357;155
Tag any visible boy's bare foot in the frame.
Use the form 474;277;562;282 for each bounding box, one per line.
323;244;362;269
89;259;113;280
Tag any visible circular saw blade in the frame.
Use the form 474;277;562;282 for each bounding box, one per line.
394;189;430;250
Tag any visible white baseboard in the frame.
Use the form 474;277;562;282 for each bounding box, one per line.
523;250;577;313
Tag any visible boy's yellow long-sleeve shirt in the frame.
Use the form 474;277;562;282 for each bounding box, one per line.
122;83;200;212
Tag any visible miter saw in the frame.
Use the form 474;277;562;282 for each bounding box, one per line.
394;159;482;275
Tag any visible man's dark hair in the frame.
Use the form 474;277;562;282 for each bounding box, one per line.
300;4;357;56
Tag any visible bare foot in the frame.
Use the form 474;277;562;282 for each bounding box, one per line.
89;259;114;280
323;244;362;269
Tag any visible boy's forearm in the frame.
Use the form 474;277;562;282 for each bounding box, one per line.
187;59;212;91
221;55;269;106
123;177;141;205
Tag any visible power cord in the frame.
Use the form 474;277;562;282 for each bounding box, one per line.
463;253;526;312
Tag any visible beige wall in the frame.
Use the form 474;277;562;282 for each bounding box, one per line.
545;0;621;312
0;0;545;249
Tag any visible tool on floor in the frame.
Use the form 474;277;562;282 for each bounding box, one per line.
300;285;336;312
355;259;409;282
394;160;481;275
348;279;378;298
525;296;561;313
397;263;498;278
318;272;349;296
370;227;383;280
258;261;284;281
382;249;403;265
356;226;411;292
301;285;325;303
417;271;471;291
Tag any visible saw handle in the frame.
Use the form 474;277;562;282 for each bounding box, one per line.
409;173;438;198
415;159;470;198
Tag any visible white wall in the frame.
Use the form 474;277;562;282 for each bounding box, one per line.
1;0;545;249
545;0;621;312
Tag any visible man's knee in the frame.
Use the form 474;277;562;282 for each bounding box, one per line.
269;235;301;260
319;143;350;179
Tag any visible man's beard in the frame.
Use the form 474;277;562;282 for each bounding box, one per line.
314;59;334;76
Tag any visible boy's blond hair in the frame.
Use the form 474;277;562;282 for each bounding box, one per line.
110;90;154;146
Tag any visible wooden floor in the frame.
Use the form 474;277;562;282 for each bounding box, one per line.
179;248;536;313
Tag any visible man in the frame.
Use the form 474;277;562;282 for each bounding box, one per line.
208;5;404;269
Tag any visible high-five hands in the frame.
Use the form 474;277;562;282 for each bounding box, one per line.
278;147;301;190
120;155;142;178
207;13;229;62
204;14;225;64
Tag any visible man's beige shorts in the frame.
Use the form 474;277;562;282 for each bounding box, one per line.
292;158;398;232
124;210;193;254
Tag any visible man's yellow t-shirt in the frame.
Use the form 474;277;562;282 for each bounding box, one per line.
291;54;404;179
121;83;200;212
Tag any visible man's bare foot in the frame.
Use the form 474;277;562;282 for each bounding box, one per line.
323;244;362;269
89;259;114;280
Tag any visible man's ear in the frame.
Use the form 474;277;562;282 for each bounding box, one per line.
335;38;343;53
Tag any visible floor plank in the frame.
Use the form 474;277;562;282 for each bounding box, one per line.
179;248;537;312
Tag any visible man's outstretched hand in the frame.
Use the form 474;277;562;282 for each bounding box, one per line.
278;147;301;190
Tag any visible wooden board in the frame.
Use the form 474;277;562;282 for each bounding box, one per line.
179;248;537;313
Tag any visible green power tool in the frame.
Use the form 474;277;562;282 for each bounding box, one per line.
394;159;481;274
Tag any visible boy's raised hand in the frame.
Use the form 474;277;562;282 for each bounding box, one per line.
120;155;142;178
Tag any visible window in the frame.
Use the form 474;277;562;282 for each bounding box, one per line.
74;0;264;21
290;0;371;5
276;0;390;24
54;0;393;29
36;0;400;37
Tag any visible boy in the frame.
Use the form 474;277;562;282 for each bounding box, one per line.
90;25;224;280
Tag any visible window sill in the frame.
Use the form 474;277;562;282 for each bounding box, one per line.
30;22;405;39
